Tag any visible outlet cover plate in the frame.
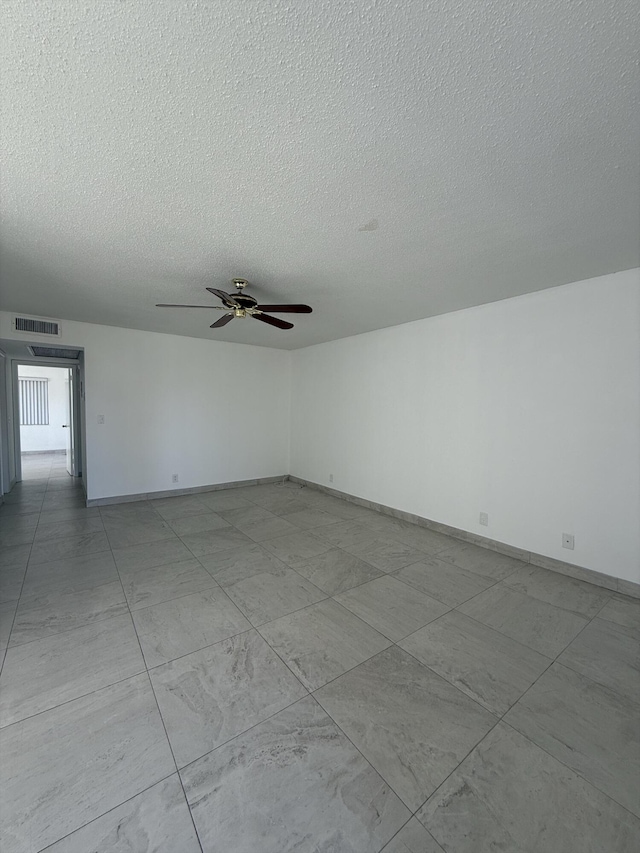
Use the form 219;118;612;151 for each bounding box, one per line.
562;532;575;550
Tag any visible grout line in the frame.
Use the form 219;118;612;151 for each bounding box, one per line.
109;533;206;853
144;625;264;672
3;469;636;849
0;512;38;680
0;663;148;731
403;602;611;817
34;770;180;853
175;692;313;776
3;598;130;651
380;815;446;853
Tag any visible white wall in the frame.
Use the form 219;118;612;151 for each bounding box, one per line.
18;365;69;451
0;314;291;500
290;269;640;584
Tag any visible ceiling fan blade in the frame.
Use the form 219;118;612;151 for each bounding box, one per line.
255;304;312;313
252;312;294;330
156;303;227;309
210;313;235;329
206;287;240;307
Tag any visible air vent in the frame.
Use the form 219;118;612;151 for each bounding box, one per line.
13;316;61;337
28;346;81;359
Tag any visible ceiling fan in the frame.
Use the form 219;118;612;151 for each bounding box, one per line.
156;278;312;330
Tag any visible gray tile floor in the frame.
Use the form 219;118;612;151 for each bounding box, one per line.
1;453;639;852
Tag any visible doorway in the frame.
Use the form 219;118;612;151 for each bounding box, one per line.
17;365;75;481
13;360;83;485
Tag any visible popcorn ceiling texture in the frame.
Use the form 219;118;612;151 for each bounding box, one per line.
1;1;638;349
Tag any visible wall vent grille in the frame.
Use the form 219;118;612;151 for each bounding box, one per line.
28;346;81;359
13;316;61;336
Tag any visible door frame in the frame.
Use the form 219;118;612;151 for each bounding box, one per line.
11;357;84;484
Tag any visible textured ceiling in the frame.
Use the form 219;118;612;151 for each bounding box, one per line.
1;1;638;350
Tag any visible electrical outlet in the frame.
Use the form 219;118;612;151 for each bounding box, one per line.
479;512;489;526
329;474;334;483
97;414;105;424
172;474;179;483
562;532;575;550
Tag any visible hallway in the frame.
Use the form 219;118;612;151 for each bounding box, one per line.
20;451;70;483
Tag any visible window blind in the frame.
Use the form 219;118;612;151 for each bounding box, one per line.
19;378;50;425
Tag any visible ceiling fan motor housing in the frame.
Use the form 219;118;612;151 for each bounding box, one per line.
233;293;258;308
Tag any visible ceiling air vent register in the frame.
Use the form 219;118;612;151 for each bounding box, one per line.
12;316;61;337
28;346;81;360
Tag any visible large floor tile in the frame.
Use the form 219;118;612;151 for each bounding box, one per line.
260;598;391;690
247;492;311;516
224;564;326;625
316;646;496;811
19;550;119;603
293;548;384;595
197;542;290;586
0;673;175;853
37;506;101;525
381;818;444;853
0;542;31;572
167;511;231;536
400;610;551;715
197;490;255;512
150;494;210;519
40;494;87;512
503;564;611;618
505;662;640;816
280;507;344;530
34;516;105;543
345;535;429;573
44;774;201;853
103;517;176;549
181;695;410;853
180;526;254;557
558;615;640;703
0;565;26;605
262;530;334;564
458;584;588;657
335;575;450;642
112;537;193;572
9;581;128;646
28;530;111;565
0;546;30;601
0;516;38;548
316;520;375;550
299;491;369;518
0;614;144;726
0;600;18;651
0;497;44;515
419;722;640;853
355;513;418;541
597;594;640;631
392;558;495;607
150;630;306;767
383;524;455;556
133;587;251;667
100;501;159;523
435;541;525;580
324;503;387;524
218;504;276;525
236;515;301;541
119;558;217;610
